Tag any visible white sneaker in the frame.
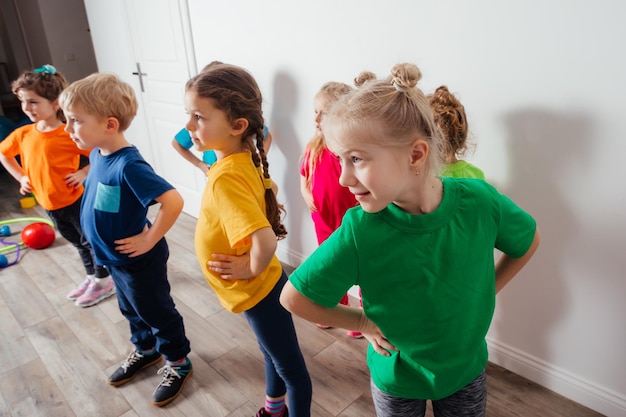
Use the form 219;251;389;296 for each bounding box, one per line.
66;278;92;300
75;279;116;307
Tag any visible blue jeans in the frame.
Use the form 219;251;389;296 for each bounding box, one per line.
244;271;312;417
108;238;190;361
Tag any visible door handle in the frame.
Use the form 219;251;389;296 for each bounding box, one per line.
132;62;147;92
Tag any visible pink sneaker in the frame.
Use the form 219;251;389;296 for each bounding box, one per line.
67;278;92;300
75;279;116;307
347;330;364;339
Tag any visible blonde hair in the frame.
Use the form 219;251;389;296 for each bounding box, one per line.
303;81;353;189
59;73;138;132
428;85;470;164
324;63;442;175
353;71;376;87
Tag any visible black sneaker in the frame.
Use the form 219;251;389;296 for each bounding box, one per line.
151;359;193;407
107;350;162;387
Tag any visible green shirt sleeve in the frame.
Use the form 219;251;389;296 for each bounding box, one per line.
289;209;360;308
493;189;537;258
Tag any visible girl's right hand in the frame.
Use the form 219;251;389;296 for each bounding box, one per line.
208;252;254;280
19;176;32;195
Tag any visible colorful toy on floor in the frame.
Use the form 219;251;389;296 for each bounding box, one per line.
21;222;56;249
0;217;56;268
19;196;37;209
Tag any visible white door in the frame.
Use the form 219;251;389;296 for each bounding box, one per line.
84;0;204;216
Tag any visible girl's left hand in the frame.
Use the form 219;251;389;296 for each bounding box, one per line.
360;317;398;357
208;252;253;280
65;170;86;188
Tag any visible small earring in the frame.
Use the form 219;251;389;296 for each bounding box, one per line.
414;169;420;176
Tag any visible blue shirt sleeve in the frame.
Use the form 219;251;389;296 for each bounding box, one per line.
176;126;217;166
174;128;192;149
202;150;217;165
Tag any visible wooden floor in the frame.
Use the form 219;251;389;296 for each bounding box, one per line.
0;169;603;417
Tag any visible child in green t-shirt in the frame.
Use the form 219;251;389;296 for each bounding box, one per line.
281;63;540;417
429;85;485;179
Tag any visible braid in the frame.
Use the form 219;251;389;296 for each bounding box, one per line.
254;125;287;240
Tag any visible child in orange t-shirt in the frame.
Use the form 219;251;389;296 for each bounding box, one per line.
0;65;115;307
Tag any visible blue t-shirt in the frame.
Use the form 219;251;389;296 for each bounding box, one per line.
174;125;270;166
80;146;174;266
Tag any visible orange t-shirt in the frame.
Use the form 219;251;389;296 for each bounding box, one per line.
0;124;91;210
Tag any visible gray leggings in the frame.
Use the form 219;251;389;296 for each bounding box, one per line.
371;370;487;417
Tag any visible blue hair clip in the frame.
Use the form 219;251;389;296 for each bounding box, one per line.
34;64;56;75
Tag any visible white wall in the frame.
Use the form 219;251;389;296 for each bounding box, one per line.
0;0;97;82
37;0;98;82
12;0;51;68
0;0;33;75
187;0;626;415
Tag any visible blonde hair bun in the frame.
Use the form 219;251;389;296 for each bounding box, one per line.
390;63;422;91
354;71;377;87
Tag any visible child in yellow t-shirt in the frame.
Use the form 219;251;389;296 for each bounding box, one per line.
185;63;311;417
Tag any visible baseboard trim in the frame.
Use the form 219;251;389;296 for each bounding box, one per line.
276;245;305;271
276;246;625;416
487;337;625;417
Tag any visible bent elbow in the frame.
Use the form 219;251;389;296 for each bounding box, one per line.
279;282;298;313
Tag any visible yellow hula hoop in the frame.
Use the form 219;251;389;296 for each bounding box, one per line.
0;217;55;254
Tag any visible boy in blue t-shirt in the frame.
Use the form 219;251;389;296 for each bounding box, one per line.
59;73;192;408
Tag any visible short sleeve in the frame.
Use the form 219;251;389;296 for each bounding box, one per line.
213;172;270;247
494;192;537;258
202;150;217;165
123;160;174;207
289;215;359;307
174;128;192;149
0;130;20;157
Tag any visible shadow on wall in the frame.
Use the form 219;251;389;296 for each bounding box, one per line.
269;71;307;257
492;108;592;363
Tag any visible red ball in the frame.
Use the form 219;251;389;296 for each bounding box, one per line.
21;222;56;250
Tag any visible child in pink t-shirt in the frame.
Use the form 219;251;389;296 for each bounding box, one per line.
300;81;362;338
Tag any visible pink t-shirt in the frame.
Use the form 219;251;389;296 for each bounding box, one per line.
301;147;357;244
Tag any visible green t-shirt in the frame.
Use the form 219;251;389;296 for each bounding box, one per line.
441;160;485;179
289;177;536;400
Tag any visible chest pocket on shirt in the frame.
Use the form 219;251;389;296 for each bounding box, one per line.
95;182;121;213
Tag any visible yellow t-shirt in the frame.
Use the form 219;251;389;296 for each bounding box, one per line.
0;124;91;210
194;151;282;313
